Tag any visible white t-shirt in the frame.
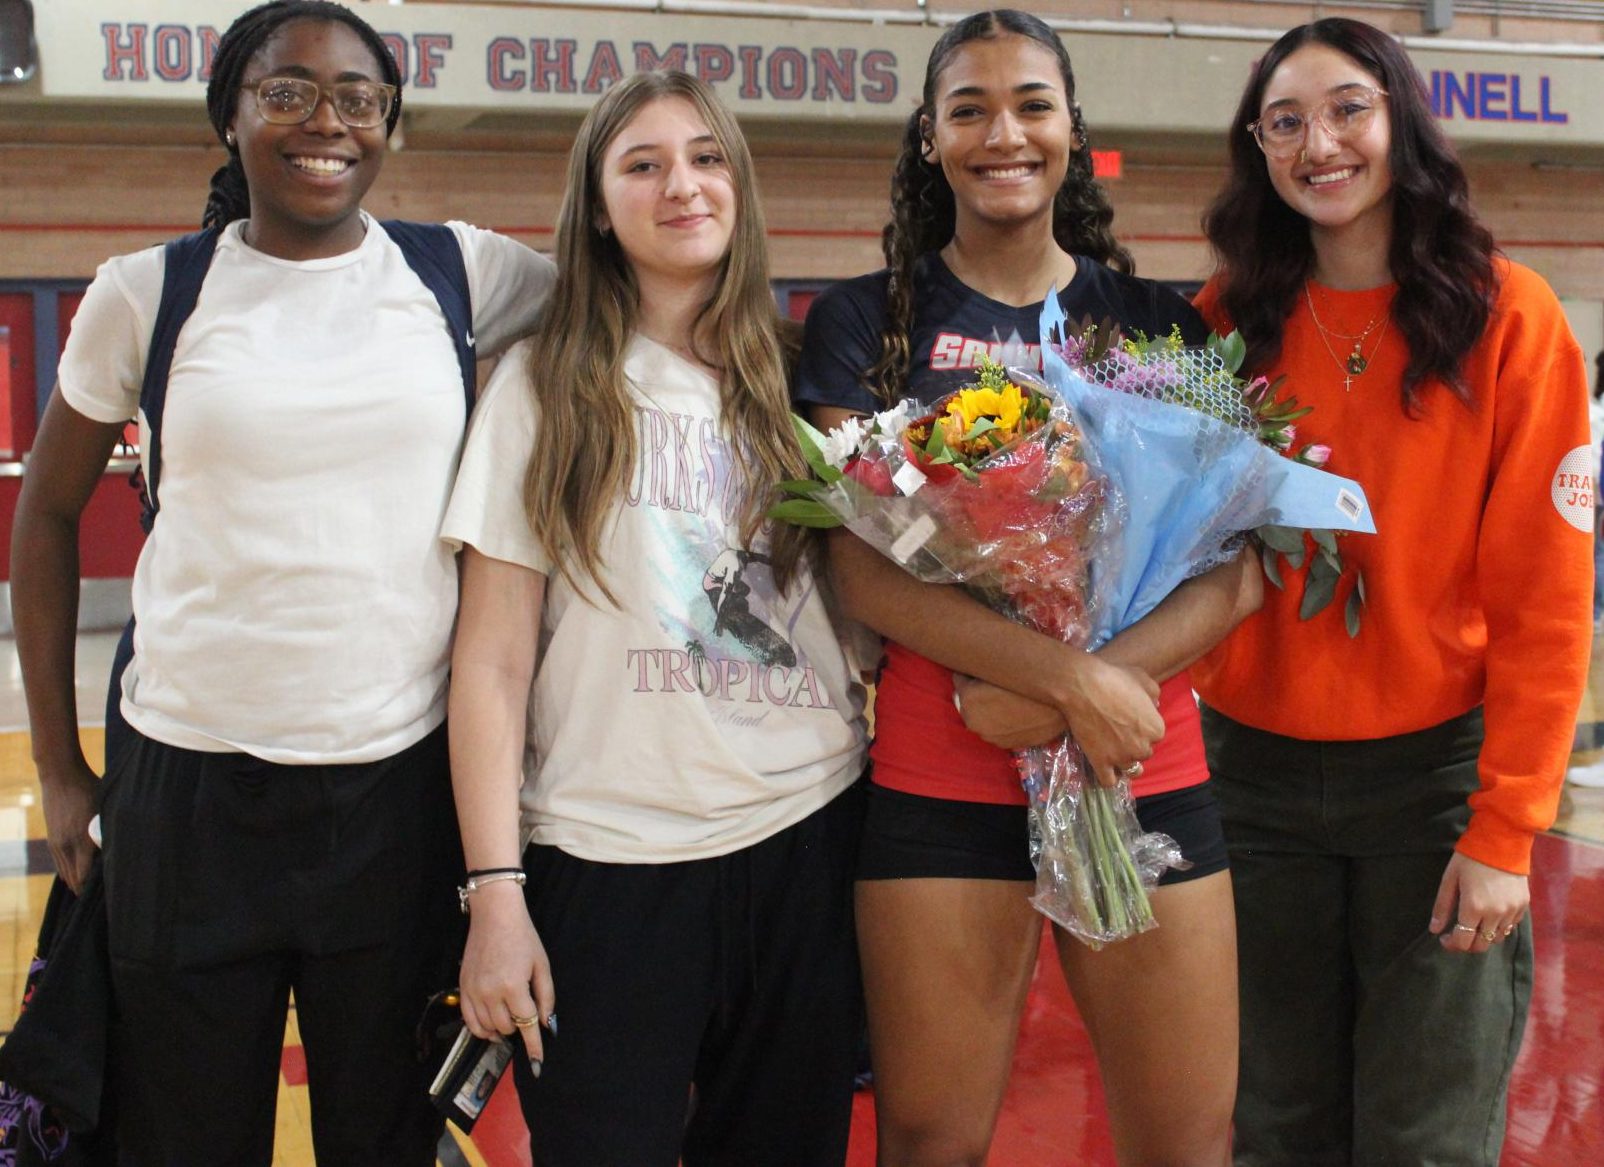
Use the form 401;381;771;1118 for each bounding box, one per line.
442;336;867;863
58;215;555;763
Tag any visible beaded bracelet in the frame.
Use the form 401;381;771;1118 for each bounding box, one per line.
458;869;527;914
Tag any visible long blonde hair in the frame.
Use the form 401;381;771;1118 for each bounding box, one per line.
522;71;810;604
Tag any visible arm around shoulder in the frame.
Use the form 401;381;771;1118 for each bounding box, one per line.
453;223;558;358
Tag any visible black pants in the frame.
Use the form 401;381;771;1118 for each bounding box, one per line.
99;726;464;1167
514;783;865;1167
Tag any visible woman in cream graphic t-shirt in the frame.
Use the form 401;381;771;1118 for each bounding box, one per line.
441;70;866;1166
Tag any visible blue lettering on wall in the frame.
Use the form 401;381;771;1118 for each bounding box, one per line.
1429;70;1569;124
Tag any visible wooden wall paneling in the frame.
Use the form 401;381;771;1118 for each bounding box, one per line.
5;141;1602;296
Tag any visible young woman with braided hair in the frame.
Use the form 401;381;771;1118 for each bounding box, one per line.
12;2;552;1160
795;10;1257;1165
1194;19;1590;1163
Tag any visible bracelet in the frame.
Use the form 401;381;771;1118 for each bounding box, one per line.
465;866;524;880
458;869;527;914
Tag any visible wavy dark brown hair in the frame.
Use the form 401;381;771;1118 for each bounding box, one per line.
202;1;402;230
521;71;811;605
869;9;1131;406
1202;18;1496;411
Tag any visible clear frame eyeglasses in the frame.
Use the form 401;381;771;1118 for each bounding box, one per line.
242;76;396;129
1247;86;1389;159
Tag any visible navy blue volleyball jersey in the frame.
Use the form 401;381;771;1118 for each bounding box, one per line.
794;251;1209;416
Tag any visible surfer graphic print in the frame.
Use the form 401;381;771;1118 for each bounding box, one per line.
443;333;865;862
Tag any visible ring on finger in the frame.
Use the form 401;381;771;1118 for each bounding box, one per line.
510;1012;539;1029
1452;923;1477;934
1119;762;1143;779
1479;928;1498;942
1502;924;1517;937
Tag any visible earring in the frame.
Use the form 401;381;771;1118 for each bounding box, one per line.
225;130;237;148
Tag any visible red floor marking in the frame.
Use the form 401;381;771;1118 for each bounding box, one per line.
280;1044;308;1087
466;1069;532;1167
1503;833;1604;1167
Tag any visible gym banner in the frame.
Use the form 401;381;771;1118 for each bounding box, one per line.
24;0;1599;142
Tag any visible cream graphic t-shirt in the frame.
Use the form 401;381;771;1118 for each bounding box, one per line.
443;336;866;862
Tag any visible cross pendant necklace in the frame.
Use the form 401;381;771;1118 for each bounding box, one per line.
1305;282;1391;392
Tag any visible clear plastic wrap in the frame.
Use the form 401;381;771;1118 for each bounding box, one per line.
794;369;1182;946
774;314;1378;947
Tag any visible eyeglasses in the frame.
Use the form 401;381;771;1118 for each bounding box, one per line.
1247;87;1388;159
242;76;396;129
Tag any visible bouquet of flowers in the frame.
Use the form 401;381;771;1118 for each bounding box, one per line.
1051;312;1369;635
774;360;1183;945
776;298;1376;946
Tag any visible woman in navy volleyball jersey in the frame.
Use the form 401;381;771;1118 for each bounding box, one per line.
795;10;1258;1165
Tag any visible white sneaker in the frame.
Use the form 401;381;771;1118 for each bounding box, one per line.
1566;757;1604;788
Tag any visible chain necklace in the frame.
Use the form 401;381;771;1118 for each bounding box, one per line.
1304;283;1390;391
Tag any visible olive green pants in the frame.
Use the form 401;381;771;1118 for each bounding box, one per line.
1202;706;1532;1167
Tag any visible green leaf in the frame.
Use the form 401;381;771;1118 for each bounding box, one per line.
1310;528;1338;556
1258;524;1304;554
1344;586;1363;638
777;478;826;498
1299;566;1338;620
1354;568;1367;604
766;498;844;528
790;415;843;484
1284;544;1306;571
1261;543;1284;590
1209;330;1247;374
964;418;1000;442
1261;402;1314;423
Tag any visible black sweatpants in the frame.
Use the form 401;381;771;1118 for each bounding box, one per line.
514;782;865;1167
99;726;464;1167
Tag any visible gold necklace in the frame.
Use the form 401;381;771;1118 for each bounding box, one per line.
1304;283;1390;390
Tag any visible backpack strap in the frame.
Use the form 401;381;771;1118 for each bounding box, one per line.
135;227;221;533
379;220;478;410
133;222;475;534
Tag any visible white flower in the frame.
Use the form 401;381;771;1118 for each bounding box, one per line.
873;398;917;442
818;415;868;469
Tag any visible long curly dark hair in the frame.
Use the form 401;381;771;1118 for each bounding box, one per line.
1202;18;1496;412
202;1;403;230
868;8;1131;406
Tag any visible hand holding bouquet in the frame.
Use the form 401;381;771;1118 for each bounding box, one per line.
775;359;1183;946
777;301;1377;946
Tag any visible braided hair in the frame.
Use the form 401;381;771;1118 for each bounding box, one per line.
203;1;403;230
867;9;1131;406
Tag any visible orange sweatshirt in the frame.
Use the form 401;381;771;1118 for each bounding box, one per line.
1193;259;1591;875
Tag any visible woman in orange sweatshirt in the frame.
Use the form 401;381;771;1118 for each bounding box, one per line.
1195;17;1590;1166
